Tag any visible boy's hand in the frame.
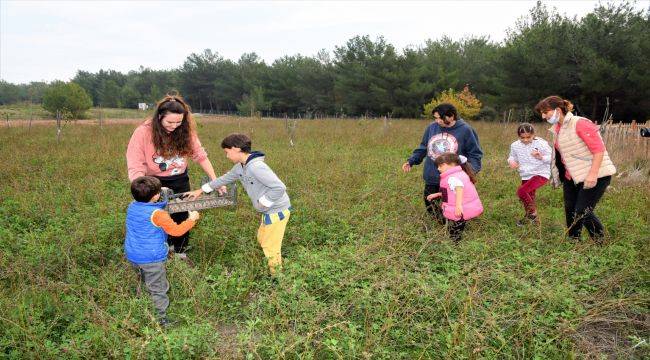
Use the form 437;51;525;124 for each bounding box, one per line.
426;192;442;201
455;205;463;218
188;211;200;221
402;162;412;172
187;189;203;199
508;160;519;169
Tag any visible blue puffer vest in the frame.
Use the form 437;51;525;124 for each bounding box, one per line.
124;201;168;264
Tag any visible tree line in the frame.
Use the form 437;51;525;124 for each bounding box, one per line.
1;2;648;121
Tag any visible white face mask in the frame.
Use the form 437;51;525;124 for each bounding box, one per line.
546;109;560;125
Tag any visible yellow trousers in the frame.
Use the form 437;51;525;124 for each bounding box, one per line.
256;213;290;275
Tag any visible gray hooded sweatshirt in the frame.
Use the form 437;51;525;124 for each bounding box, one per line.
202;151;291;215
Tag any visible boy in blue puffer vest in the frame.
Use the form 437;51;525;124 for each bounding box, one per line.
125;176;200;327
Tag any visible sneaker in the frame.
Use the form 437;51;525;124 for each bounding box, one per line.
174;252;194;267
174;252;188;260
158;316;177;328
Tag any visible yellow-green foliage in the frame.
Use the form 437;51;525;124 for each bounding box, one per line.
424;86;482;120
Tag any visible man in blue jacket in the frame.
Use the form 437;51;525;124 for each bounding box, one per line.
402;103;483;223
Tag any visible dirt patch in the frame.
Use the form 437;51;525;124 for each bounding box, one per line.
214;323;243;359
572;309;649;359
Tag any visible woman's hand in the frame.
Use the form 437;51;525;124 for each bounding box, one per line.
583;175;597;189
426;192;442;201
402;162;412;172
187;189;203;200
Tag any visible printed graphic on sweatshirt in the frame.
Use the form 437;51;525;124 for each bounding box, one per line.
153;155;185;175
427;132;459;160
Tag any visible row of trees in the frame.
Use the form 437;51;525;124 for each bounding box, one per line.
1;2;648;120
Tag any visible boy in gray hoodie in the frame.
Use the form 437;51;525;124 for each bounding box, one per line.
188;133;291;275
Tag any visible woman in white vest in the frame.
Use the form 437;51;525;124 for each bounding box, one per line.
534;95;616;242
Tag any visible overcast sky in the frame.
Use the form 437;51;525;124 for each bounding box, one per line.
1;0;647;84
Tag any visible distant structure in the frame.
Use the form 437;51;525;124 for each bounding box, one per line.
138;103;149;111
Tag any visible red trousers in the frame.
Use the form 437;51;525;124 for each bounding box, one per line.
516;175;548;215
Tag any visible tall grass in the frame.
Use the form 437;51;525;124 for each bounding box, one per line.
0;118;648;358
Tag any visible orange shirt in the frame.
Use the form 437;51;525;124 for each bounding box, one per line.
151;210;196;236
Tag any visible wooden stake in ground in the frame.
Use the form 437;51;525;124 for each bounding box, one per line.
56;110;62;142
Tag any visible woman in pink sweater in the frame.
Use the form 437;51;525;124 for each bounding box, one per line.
535;95;615;243
126;95;217;256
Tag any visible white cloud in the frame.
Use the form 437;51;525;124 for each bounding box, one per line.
1;0;645;83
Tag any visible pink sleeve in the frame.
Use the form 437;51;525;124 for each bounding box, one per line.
190;134;208;163
126;127;147;182
575;119;606;153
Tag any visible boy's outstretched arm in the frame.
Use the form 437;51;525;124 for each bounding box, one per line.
188;166;240;199
152;210;199;237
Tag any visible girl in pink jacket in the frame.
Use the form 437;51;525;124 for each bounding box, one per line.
426;152;483;242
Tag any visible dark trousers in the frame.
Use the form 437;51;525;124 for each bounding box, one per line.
562;176;611;240
448;219;466;243
423;184;444;224
425;184;465;241
155;172;191;252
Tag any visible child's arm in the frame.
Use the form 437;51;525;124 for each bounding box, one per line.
426;192;442;201
447;176;464;217
507;143;519;169
538;139;552;164
188;166;240;198
250;163;287;208
152;210;198;237
454;187;464;217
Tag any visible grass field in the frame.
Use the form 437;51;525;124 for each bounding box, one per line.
0;117;648;359
0;103;149;121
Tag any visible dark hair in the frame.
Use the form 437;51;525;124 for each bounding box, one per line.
434;152;477;184
534;95;574;115
221;133;252;153
131;176;162;202
517;122;535;136
150;94;195;158
433;103;458;120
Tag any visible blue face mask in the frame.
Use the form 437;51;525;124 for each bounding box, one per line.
546;109;559;125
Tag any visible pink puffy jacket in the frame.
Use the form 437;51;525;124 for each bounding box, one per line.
440;165;483;221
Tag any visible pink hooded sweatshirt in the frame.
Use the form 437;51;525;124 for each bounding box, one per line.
126;120;208;181
440;165;483;221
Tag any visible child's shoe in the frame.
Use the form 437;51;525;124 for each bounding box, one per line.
516;213;539;226
158;316;177;328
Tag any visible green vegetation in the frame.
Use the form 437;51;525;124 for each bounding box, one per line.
1;118;647;358
0;103;150;121
42;81;93;119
